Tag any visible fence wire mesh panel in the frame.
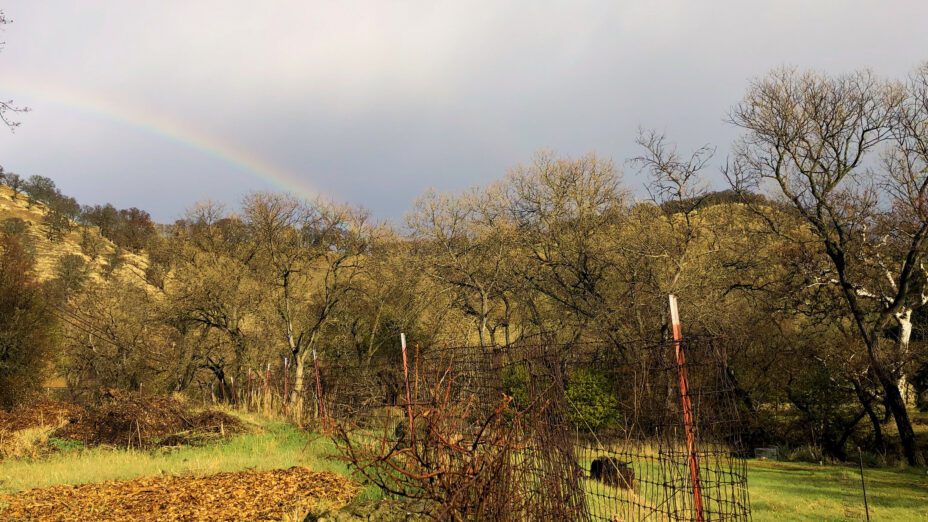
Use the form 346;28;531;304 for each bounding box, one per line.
325;337;751;521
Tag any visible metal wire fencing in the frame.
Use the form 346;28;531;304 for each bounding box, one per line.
323;337;751;521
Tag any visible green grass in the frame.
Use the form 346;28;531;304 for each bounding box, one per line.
749;460;928;521
2;413;925;520
0;412;348;495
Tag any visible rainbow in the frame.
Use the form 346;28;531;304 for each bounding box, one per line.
2;74;319;199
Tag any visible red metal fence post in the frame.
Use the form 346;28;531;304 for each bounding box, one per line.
414;342;420;407
264;363;271;414
400;333;415;444
669;294;705;522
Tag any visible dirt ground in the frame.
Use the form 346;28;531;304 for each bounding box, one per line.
0;466;358;521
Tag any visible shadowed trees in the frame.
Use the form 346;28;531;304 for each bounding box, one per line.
80;204;156;252
0;231;56;407
729;65;928;465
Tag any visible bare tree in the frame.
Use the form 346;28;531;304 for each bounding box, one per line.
409;188;513;347
0;11;28;130
729;66;926;464
244;193;372;417
169;202;261;400
630;130;717;332
505;152;629;343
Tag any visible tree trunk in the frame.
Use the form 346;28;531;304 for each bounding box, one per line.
208;364;230;403
478;291;489;348
897;312;915;407
883;312;922;465
864;398;885;453
872;357;922;465
853;379;885;453
291;353;306;419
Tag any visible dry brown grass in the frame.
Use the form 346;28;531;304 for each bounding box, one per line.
0;185;149;283
0;425;59;460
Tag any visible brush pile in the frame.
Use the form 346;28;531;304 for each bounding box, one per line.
0;399;87;434
0;392;245;452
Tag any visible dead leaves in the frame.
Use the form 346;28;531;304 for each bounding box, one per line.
0;466;359;521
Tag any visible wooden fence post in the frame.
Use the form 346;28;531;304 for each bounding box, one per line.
400;333;415;444
669;294;705;522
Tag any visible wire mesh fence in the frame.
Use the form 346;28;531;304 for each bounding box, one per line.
321;337;751;521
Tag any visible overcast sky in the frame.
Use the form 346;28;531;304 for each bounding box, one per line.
1;1;927;222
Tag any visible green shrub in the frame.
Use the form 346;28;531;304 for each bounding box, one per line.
47;437;84;452
787;444;825;463
565;369;618;432
501;363;531;410
857;450;885;468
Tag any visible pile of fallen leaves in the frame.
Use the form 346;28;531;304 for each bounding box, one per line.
0;467;359;521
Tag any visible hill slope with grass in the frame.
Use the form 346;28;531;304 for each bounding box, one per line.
0;184;149;285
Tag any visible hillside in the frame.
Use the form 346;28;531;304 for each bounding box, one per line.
0;184;150;285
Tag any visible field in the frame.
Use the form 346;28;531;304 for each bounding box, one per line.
750;460;928;521
2;410;926;521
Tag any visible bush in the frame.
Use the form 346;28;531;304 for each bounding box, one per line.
102;247;124;278
47;436;85;452
79;229;105;260
2;217;28;236
501;363;531;410
786;444;825;463
0;425;56;460
53;254;89;295
857;450;885;468
0;232;56;407
565;369;618;432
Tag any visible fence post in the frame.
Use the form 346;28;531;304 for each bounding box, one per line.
247;368;254;409
264;363;271;414
400;333;415;444
858;447;870;521
414;343;420;407
230;375;236;406
669;294;705;522
313;347;328;431
283;357;290;416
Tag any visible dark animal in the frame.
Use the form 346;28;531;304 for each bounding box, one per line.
590;456;634;489
392;411;433;444
393;418;409;441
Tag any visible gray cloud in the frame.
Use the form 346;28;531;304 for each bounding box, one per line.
1;0;927;221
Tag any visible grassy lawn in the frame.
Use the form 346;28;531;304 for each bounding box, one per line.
749;460;928;521
2;413;926;520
